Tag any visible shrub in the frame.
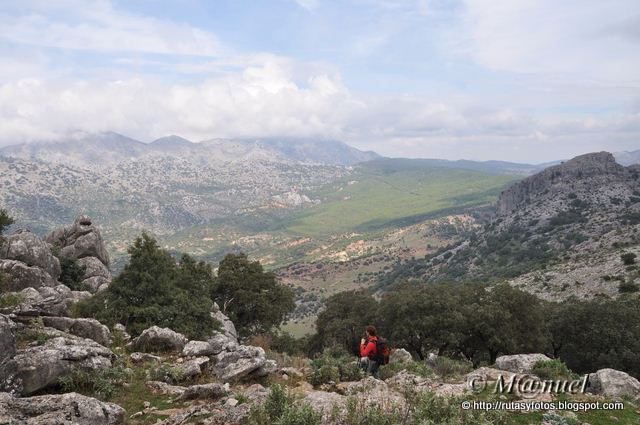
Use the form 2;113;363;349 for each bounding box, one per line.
309;348;364;385
431;356;473;379
247;384;321;425
0;292;22;308
531;359;578;381
378;360;434;380
621;252;637;265
58;256;88;291
57;358;129;400
619;281;639;294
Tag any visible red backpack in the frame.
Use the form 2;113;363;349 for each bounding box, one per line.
370;338;390;365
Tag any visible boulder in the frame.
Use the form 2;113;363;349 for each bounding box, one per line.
175;383;226;401
212;302;238;343
587;368;640;401
129;326;187;353
146;381;187;397
495;353;551;373
0;391;125;425
175;357;210;380
182;340;215;357
1;285;89;317
77;256;110;279
0;229;60;278
0;259;57;291
390;348;413;363
0;314;16;364
207;331;236;354
0;316;18;395
10;331;114;395
130;352;161;364
42;316;111;346
45;215;110;266
212;345;268;382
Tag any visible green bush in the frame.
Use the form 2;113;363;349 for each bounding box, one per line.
431;356;473;379
531;359;578;381
247;384;321;425
57;358;129;400
340;390;509;425
58;256;88;291
211;253;295;338
0;292;22;308
309;349;364;385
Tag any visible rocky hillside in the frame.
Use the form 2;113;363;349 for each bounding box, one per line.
379;152;640;301
1;216;639;424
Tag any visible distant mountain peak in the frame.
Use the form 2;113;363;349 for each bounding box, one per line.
151;135;193;146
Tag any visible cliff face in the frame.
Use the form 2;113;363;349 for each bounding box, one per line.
496;152;633;216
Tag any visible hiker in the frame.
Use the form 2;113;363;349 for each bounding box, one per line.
360;325;388;378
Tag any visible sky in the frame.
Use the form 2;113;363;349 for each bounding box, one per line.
0;0;638;163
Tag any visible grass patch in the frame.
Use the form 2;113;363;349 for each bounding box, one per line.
287;161;518;236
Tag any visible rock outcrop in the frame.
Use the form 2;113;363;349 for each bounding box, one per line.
0;229;61;279
129;326;188;353
587;368;640;401
42;316;112;346
212;344;276;382
212;302;238;343
0;259;57;291
390;348;413;363
0;314;16;364
45;215;112;292
495;353;551;373
7;329;114;395
0;391;125;425
496;152;630;215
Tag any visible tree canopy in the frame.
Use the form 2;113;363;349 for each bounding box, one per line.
211;253;295;338
77;233;218;339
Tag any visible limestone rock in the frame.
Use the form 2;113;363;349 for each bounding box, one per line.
145;381;187;397
2;285;89;317
495;353;551;373
212;302;238;343
587;368;640;401
207;331;236;354
0;229;60;278
0;391;125;425
389;348;413;363
129;326;187;353
0;259;57;291
130;352;161;364
175;357;209;381
45;215;110;266
77;256;110;279
175;383;226;401
10;332;114;395
0;314;16;364
42;316;111;346
212;345;268;382
181;340;215;357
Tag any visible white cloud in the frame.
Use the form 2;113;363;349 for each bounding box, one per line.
452;0;640;85
0;0;222;56
0;60;637;163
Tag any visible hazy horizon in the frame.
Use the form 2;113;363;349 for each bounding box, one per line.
0;0;638;163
